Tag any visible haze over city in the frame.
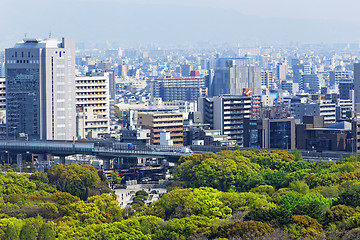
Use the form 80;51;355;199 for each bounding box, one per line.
1;0;360;48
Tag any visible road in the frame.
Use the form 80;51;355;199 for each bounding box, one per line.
114;183;167;208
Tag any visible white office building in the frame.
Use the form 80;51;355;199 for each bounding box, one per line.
5;38;76;140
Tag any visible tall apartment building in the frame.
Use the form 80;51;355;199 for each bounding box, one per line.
0;63;5;78
151;76;207;101
138;112;183;145
180;64;192;77
339;80;354;100
75;72;111;139
198;95;251;146
300;74;325;94
211;66;262;97
0;78;5;110
5;38;76;140
276;62;288;80
261;70;273;88
329;70;352;85
354;63;360;112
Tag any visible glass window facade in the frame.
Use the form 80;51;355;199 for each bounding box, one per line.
6;68;40;139
270;121;291;149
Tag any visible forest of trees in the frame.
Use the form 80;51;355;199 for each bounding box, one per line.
2;150;360;239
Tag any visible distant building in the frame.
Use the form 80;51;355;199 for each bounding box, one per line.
276;62;288;80
301;74;325;94
0;63;5;78
180;64;192;77
292;101;336;123
261;70;273;88
5;38;76;140
281;80;299;94
211;66;262;97
151;76;207;102
354;63;360;111
0;78;5;110
339;81;354;100
329;70;351;86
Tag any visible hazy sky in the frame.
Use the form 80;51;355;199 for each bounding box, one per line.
1;0;359;48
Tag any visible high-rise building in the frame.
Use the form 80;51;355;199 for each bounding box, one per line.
211;66;262;97
75;72;111;139
180;64;192;77
276;63;288;80
329;70;351;86
0;63;5;78
354;63;360;112
300;74;325;94
339;81;354;100
261;70;273;88
198;95;251;146
5;38;76;140
0;78;5;110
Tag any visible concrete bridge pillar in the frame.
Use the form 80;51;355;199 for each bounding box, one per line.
16;154;22;172
103;159;111;170
59;156;66;165
37;154;45;172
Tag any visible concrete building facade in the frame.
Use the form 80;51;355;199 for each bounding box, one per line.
75;72;111;139
138;112;183;145
211;66;262;97
151;76;207;102
198;95;252;146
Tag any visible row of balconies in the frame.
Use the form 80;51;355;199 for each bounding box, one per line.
153;128;183;133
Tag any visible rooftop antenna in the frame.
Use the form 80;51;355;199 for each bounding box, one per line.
24;33;27;38
48;31;52;39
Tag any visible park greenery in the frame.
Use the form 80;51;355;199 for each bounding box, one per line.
3;150;360;239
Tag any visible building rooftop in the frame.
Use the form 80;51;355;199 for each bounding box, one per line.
13;38;61;49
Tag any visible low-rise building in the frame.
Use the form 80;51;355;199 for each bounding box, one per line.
138;112;183;145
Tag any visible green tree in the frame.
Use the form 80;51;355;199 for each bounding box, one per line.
3;222;20;240
19;225;36;240
47;164;100;200
289;181;309;195
325;205;356;224
114;105;122;119
335;183;360;207
38;223;55;240
292;149;303;161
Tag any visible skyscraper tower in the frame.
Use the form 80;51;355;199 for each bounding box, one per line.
354;63;360;112
5;37;76;140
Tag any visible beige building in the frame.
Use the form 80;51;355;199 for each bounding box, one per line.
76;72;111;139
138;112;183;145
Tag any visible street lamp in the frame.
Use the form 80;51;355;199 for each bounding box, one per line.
285;136;289;151
5;151;9;164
